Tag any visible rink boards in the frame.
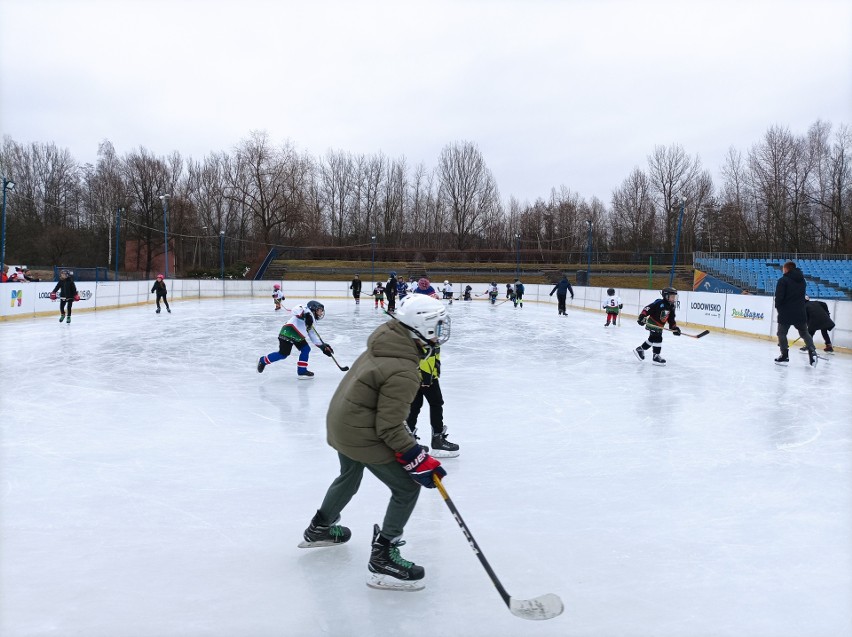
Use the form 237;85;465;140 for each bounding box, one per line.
2;279;850;349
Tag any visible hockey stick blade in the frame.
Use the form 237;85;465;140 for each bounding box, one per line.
510;593;565;621
330;354;349;372
433;475;564;621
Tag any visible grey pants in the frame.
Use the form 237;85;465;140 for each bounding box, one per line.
777;322;814;353
318;452;420;540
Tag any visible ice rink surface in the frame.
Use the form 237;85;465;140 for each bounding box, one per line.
2;296;851;637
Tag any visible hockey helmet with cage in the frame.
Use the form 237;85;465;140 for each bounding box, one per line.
490;281;496;286
661;287;678;303
306;300;325;320
394;294;451;344
607;288;615;296
444;280;449;285
273;283;281;290
390;271;397;278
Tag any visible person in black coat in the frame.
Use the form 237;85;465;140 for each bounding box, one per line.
386;272;399;313
549;275;574;315
151;274;171;314
804;297;835;352
350;274;362;304
774;261;816;365
50;269;78;324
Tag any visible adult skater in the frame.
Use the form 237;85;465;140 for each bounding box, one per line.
406;335;459;458
272;284;285;311
603;287;623;326
513;279;525;308
483;281;499;304
802;296;835;353
151;274;171;314
256;301;333;379
549;275;574;315
634;287;681;366
413;277;438;298
50;269;78;323
350;274;362;304
298;294;450;592
774;261;817;367
386;272;398;313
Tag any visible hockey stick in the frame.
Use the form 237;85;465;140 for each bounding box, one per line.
663;327;709;339
311;327;350;371
432;475;564;621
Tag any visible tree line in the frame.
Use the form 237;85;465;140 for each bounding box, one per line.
1;119;849;277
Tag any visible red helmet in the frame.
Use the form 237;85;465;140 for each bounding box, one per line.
418;277;430;290
157;273;164;279
273;284;281;290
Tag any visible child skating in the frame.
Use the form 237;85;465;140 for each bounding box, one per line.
272;284;286;311
257;301;334;379
603;287;623;326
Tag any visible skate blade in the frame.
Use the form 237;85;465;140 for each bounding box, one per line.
297;375;315;380
366;572;424;591
632;350;644;362
297;539;347;548
430;449;460;458
774;361;789;366
651;360;666;366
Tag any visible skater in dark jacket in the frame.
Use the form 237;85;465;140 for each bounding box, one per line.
350;275;362;304
549;275;574;315
774;261;816;366
634;287;680;366
151;274;171;314
51;270;78;324
804;297;835;352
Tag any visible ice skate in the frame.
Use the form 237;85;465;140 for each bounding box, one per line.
430;429;459;458
59;314;65;322
633;346;645;361
298;370;315;380
367;524;424;591
298;511;351;548
167;308;171;313
652;354;666;366
156;307;161;314
774;353;790;365
824;345;834;353
808;350;819;368
257;357;267;373
66;316;71;324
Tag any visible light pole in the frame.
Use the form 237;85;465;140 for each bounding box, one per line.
219;231;225;281
670;196;686;288
1;177;16;279
158;194;171;278
115;207;124;281
371;234;376;288
515;233;520;279
586;220;593;284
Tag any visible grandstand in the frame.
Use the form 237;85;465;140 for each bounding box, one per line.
694;253;852;299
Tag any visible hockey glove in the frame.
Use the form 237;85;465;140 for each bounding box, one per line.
49;292;57;301
74;293;80;302
396;445;446;488
320;343;334;356
671;326;681;336
637;315;647;326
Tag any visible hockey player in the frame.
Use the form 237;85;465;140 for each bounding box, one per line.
549;275;574;315
505;283;514;300
50;270;78;324
271;284;285;311
634;288;680;366
397;278;409;300
483;282;499;304
513;279;525;308
413;277;438;298
463;285;473;301
350;275;362;304
441;280;454;304
386;272;399;313
406;336;459;458
373;282;386;309
298;294;449;592
603;287;623;326
256;301;334;379
802;296;835;353
150;274;171;314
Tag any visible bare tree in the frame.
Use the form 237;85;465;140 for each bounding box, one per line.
647;144;701;251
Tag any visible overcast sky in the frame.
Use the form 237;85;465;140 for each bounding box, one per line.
1;0;850;204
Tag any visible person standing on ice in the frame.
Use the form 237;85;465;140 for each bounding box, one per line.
373;282;386;309
603;287;623;326
271;284;285;311
413;277;439;298
256;301;333;379
350;274;362;304
512;279;525;308
774;261;817;367
150;274;171;314
405;337;459;458
51;269;78;324
634;287;680;366
297;294;450;592
483;281;499;304
549;275;573;315
386;272;398;313
441;280;453;304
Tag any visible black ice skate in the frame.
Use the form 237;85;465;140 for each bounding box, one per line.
257;357;267;373
808;350;819;368
59;314;65;322
367;524;425;591
774;353;790;365
431;430;459;458
297;370;315;380
652;354;666;366
298;511;351;548
156;307;161;313
633;346;645;361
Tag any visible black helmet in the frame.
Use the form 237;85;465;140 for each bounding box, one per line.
491;281;496;286
306;300;325;320
661;287;678;302
607;288;615;296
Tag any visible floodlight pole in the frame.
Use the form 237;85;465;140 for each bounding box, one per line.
219;231;225;281
670;197;686;287
115;207;124;281
1;177;16;278
159;194;171;278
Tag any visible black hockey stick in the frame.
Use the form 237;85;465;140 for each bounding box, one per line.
433;475;564;621
663;327;709;339
311;327;350;371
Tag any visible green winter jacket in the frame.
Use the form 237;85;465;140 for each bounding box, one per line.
326;319;423;464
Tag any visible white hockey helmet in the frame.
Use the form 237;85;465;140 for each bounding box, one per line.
394;294;451;344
